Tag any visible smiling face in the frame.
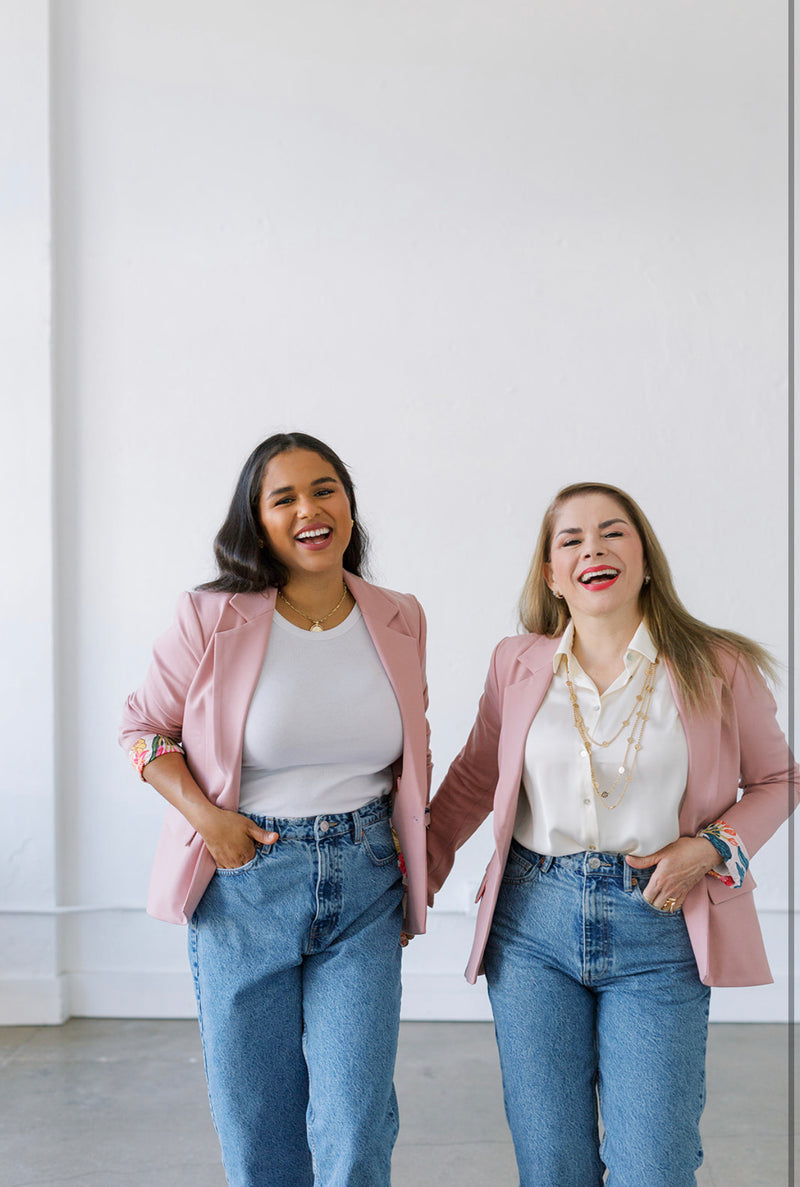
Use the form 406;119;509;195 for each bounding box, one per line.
258;449;353;584
544;492;646;629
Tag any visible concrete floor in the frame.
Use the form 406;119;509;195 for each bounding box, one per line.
0;1021;794;1186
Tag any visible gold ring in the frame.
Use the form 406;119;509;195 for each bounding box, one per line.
663;898;678;912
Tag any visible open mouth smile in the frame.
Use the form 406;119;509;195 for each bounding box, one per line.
294;525;333;550
578;567;620;590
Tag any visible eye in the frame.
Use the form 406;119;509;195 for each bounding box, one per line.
315;487;335;497
560;537;581;548
274;495;295;506
604;530;623;539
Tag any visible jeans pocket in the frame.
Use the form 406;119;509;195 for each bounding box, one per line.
360;818;399;867
214;844;265;877
631;884;683;916
501;844;540;885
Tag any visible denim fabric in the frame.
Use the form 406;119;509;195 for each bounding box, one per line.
484;843;710;1187
188;795;404;1187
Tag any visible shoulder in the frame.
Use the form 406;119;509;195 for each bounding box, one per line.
176;587;273;642
488;631;560;683
493;631;556;661
348;574;425;629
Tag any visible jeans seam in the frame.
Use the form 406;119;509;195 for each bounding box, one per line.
302;1023;319;1180
188;918;221;1138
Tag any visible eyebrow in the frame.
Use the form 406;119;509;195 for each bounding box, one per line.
267;476;340;498
555;517;628;537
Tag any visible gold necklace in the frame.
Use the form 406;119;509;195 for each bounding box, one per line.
278;583;349;632
565;657;658;810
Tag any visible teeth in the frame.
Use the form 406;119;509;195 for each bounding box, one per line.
580;569;618;584
296;527;330;540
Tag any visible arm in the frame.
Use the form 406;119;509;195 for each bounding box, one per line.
627;653;799;910
120;592;276;867
712;653;799;854
142;752;277;869
426;644;504;902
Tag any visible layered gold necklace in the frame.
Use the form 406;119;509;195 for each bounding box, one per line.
565;656;658;811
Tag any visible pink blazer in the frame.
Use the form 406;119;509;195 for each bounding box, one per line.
427;633;798;988
120;573;432;931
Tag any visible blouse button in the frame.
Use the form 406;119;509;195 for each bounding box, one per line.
583;799;591;806
580;749;588;758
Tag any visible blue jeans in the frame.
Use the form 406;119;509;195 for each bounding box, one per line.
484;844;711;1187
188;795;404;1187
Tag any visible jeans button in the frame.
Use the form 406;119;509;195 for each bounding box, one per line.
587;857;601;870
319;820;330;832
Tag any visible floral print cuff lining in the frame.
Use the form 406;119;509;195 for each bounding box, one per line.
697;819;749;888
129;734;184;780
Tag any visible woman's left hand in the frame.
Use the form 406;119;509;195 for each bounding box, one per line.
625;836;719;911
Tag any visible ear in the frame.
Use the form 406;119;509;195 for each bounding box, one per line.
543;562;554;591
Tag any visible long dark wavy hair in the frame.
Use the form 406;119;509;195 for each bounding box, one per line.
198;432;370;593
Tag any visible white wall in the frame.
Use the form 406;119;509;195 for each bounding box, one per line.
1;0;795;1024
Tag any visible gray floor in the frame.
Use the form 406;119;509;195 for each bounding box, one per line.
0;1021;794;1186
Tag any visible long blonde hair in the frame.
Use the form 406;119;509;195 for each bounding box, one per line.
518;482;776;710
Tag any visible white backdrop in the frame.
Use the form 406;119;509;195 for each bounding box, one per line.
1;0;795;1024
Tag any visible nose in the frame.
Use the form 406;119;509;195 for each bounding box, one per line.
582;534;605;558
295;494;316;518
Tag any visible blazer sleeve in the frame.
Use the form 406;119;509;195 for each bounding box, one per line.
714;653;800;856
118;591;206;754
415;596;433;799
426;643;504;901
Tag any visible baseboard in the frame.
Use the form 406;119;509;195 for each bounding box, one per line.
66;970;198;1019
0;968;788;1025
0;977;68;1025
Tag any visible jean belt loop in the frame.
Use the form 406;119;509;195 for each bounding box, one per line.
539;854;555;873
352;807;363;844
623;858;635;891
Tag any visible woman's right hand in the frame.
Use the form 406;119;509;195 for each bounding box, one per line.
140;752;279;868
199;806;279;870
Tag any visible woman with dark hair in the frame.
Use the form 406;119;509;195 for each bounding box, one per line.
120;432;431;1187
427;482;797;1186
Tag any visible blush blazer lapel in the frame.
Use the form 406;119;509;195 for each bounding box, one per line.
209;589;276;804
490;636;559;848
345;573;429;796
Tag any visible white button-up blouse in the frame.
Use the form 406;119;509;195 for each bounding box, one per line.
513;621;690;858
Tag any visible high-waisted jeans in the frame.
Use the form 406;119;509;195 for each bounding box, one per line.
189;794;404;1187
484;843;711;1187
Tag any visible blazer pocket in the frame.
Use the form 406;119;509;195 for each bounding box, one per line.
706;869;757;905
164;805;197;847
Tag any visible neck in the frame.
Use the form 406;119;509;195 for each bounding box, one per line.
570;611;643;691
281;570;347;615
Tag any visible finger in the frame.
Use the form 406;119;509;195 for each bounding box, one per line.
625;852;660;868
650;892;680;911
400;932;413;948
250;825;279;845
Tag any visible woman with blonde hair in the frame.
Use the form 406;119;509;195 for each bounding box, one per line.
427;481;797;1186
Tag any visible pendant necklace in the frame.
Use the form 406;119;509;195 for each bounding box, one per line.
278;583;349;632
